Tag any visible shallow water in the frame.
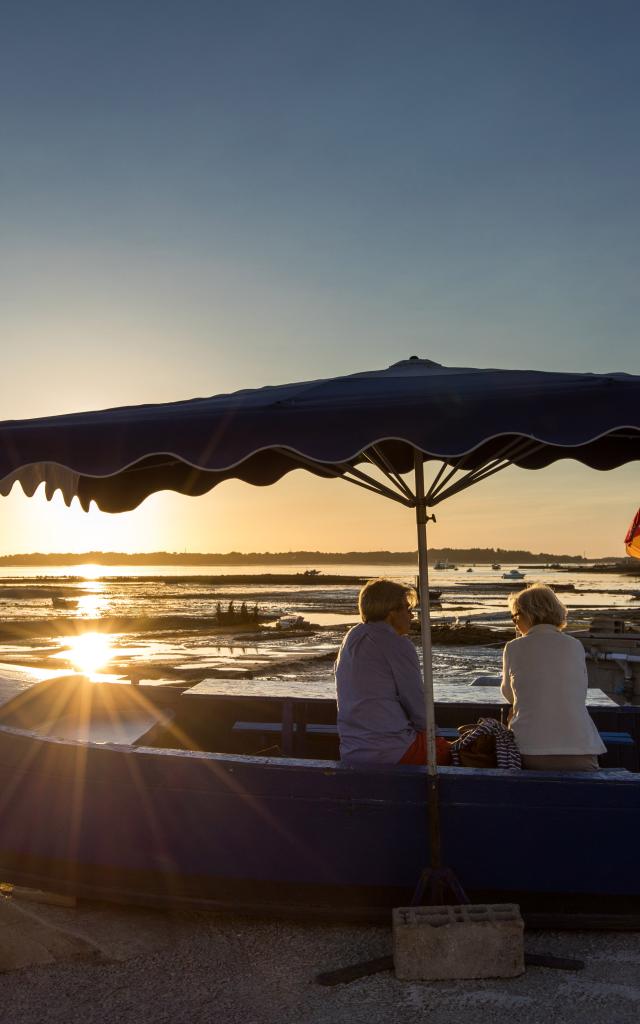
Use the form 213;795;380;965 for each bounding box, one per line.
0;561;637;686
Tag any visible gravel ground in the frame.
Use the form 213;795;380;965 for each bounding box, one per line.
1;900;639;1024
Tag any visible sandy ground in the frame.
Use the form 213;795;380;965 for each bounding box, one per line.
1;900;639;1024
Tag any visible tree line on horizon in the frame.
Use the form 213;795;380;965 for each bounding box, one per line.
0;547;624;565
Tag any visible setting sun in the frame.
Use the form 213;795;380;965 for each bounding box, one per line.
66;633;113;676
77;564;104;580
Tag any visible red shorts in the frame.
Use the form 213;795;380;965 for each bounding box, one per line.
399;731;452;766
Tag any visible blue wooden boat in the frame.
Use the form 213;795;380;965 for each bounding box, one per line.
0;672;638;926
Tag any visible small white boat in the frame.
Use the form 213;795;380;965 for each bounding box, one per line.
52;596;79;610
276;614;311;630
502;569;525;580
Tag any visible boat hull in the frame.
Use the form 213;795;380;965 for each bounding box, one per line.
0;723;638;915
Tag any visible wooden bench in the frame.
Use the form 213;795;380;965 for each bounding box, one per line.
187;678;624;756
232;721;635;766
234;721;632;743
435;727;633;744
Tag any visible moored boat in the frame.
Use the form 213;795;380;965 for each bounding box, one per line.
276;614;312;630
52;596;79;609
0;671;638;924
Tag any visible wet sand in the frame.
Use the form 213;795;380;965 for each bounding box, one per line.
1;563;638;696
0;608;637;690
1;898;639;1024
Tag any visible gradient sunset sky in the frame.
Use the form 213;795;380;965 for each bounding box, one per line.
1;1;638;558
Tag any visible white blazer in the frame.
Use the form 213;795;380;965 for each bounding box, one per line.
501;624;606;756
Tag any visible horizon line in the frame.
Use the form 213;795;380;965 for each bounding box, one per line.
0;548;625;564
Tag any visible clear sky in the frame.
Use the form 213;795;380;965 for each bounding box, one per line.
1;1;638;558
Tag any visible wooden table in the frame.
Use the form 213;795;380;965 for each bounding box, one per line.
183;678;335;755
434;681;618;707
183;678;618;755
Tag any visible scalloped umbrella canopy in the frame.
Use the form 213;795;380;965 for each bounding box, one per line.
1;358;640;513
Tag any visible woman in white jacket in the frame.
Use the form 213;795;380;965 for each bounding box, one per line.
501;584;605;771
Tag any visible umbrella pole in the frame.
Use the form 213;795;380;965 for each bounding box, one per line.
412;452;468;905
414;453;438;783
414;454;440;869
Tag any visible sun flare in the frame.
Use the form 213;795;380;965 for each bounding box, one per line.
66;633;113;675
77;563;104;580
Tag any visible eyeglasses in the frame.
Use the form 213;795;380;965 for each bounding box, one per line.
511;612;520;623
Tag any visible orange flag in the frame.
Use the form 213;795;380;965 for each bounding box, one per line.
625;508;640;559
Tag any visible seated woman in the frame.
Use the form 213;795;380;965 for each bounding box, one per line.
501;584;605;771
335;578;427;765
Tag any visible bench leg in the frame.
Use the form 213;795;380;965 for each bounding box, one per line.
281;701;294;755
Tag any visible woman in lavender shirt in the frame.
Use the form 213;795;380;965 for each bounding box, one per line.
335;578;427;765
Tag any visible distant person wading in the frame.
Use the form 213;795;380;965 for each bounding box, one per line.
334;578;429;765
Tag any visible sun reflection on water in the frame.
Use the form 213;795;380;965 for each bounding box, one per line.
76;594;106;617
65;632;113;675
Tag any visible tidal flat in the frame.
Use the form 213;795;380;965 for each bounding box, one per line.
0;563;638;690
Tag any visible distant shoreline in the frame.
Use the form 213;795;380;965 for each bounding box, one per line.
0;548;624;566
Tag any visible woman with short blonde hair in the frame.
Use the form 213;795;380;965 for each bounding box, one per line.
508;583;567;629
502;584;605;771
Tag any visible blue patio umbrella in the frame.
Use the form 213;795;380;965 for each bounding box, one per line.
2;357;640;881
2;358;639;513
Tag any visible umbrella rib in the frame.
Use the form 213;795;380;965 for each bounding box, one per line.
365;446;416;502
429;460;514;505
427;438;547;504
338;466;415;506
272;449;415;506
424;460;462;504
429;439;548;505
421;443;528;506
424;460;451;503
